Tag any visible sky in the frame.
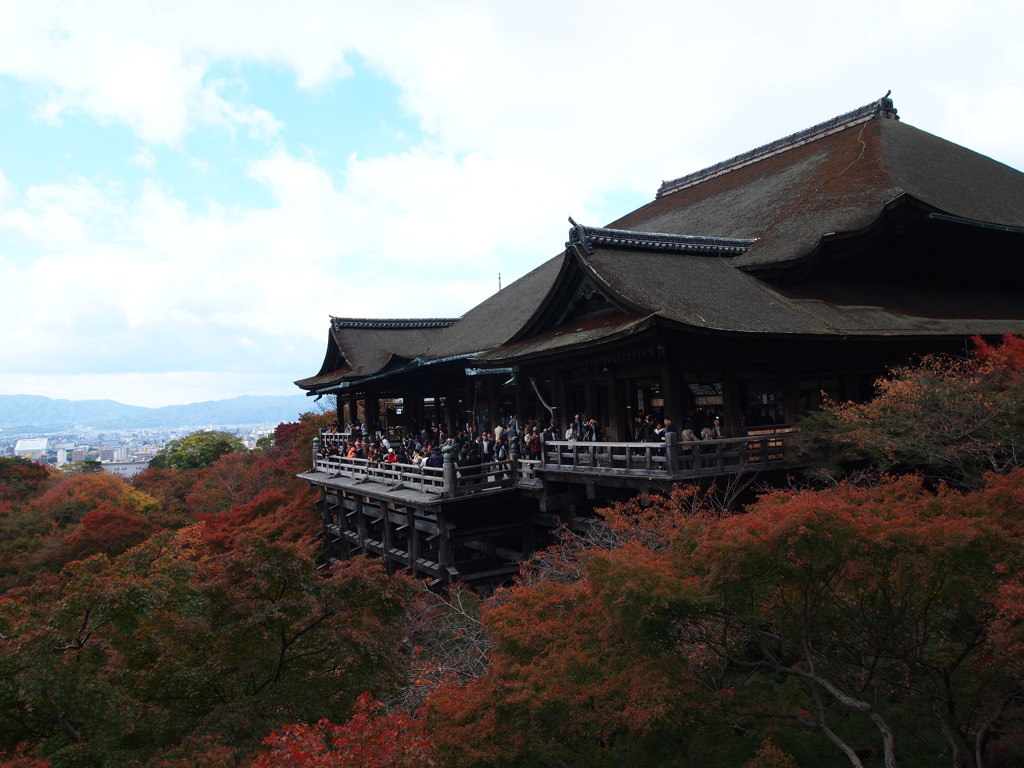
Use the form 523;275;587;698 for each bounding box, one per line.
1;0;1022;408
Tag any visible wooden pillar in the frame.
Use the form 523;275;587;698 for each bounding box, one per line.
783;369;800;427
466;378;477;433
381;503;394;575
407;509;420;570
355;495;368;551
487;377;499;433
607;371;623;441
431;393;442;432
722;367;741;439
661;361;682;423
665;431;679;476
553;371;567;432
367;396;379;436
514;376;526;429
439;518;454;582
623;376;636;439
445;395;459;434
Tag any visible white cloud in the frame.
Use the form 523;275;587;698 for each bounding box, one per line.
3;0;1022;174
2;0;1023;408
131;147;157;170
0;170;17;208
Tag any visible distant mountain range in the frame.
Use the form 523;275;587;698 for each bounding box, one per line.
0;394;322;433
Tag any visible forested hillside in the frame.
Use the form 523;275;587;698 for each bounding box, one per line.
2;337;1024;767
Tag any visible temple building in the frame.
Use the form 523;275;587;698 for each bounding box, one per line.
298;94;1024;440
295;95;1024;586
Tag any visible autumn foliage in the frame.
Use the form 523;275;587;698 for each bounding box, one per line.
418;474;1024;767
0;530;417;766
4;338;1024;767
800;333;1024;488
253;693;434;768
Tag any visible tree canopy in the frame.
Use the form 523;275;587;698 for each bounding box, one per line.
798;334;1024;488
5;332;1024;768
149;430;247;470
0;531;417;766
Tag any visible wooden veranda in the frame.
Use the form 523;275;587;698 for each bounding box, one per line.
300;429;804;588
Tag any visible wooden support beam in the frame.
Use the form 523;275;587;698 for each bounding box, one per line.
538;492;577;513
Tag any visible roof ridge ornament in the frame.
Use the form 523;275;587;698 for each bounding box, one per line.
330;318;458;331
566;216;594;254
657;93;900;198
566;218;756;256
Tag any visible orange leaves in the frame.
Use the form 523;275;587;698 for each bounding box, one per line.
30;472;158;529
253;693;434;768
51;502;154;567
0;458;56;505
422;491;719;766
0;749;50;768
801;335;1024;487
424;471;1024;766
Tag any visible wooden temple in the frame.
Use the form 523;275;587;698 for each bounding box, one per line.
296;95;1024;587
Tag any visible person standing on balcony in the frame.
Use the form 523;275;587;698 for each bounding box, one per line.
643;414;657;442
527;428;541;460
494;434;509;461
478;432;493;461
663;417;679;439
633;415;646;441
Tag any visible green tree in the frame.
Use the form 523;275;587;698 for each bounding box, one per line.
60;461;102;476
149;431;246;470
0;529;416;766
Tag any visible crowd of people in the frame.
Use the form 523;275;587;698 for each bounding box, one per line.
318;420;520;473
318;409;726;472
631;410;725;442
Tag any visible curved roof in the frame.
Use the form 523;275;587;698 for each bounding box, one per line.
419;253;568;360
613;105;1024;273
295;318;457;392
299;96;1024;393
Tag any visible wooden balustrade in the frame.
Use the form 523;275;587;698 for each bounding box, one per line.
313;428;799;497
541;433;795;479
313;452;520;497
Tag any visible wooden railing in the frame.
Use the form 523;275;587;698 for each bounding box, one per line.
313;454;448;493
541;431;797;479
312;429;799;497
312;449;521;498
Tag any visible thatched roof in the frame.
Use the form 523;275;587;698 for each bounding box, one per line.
294;318;456;393
299;96;1024;393
615;97;1024;274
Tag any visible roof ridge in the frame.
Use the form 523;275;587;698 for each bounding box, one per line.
330;318;458;331
657;94;899;198
566;218;756;256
